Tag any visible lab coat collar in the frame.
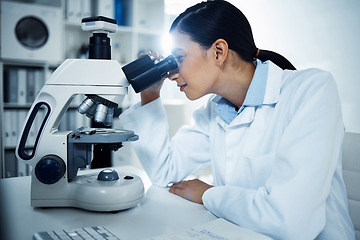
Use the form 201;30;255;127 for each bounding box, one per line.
262;60;283;105
244;59;283;106
212;60;283;127
242;60;267;107
211;60;282;105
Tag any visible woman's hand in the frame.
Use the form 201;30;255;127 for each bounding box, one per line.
169;179;213;204
139;51;165;106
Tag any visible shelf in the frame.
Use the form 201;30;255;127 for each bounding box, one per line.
0;60;48;68
3;104;33;109
4;147;18;150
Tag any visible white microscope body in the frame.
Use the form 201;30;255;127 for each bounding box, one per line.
15;17;144;212
15;58;144;212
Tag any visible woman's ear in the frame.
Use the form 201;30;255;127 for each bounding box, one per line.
212;39;229;67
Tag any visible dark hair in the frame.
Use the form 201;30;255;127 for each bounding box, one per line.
170;0;296;70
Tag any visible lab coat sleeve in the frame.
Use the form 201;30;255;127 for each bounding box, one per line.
119;98;212;187
202;70;345;239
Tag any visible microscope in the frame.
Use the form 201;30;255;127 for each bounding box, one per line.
15;16;177;212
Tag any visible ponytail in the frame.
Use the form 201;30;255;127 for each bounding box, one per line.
256;49;296;70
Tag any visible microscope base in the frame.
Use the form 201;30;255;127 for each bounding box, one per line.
31;172;145;212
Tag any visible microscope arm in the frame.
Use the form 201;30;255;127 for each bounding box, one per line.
16;59;129;172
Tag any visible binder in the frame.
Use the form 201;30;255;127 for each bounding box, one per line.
17;68;27;105
115;0;124;25
82;0;91;18
4;151;16;177
34;69;45;96
66;0;82;25
4;68;18;103
4;110;12;147
96;0;114;18
4;110;18;147
27;69;35;103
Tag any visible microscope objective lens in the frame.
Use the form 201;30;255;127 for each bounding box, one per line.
85;104;97;118
78;97;95;114
94;104;108;123
104;108;114;126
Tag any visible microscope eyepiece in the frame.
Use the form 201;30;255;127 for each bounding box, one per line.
122;55;178;93
156;55;178;75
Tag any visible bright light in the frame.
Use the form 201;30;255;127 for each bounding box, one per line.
162;33;173;56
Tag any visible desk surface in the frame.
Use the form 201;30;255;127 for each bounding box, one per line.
0;166;217;240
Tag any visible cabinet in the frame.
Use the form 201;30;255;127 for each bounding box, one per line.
0;0;165;178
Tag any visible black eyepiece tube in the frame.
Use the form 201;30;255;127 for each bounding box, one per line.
156;56;178;75
122;55;178;93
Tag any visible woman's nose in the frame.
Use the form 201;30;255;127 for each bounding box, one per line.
168;70;180;81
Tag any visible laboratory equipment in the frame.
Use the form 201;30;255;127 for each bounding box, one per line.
15;16;144;212
122;54;178;93
1;1;63;64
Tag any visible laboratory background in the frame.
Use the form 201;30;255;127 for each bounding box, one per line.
0;0;360;194
0;0;360;239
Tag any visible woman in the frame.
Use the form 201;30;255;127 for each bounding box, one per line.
119;1;355;239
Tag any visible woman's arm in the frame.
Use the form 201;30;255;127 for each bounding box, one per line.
119;97;213;186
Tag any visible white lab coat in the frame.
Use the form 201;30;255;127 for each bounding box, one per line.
119;61;355;240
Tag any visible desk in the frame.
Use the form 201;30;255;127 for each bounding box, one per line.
0;166;217;240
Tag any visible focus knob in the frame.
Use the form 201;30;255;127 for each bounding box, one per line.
97;169;119;181
35;155;66;184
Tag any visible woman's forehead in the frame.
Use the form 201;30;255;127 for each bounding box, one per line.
170;30;196;54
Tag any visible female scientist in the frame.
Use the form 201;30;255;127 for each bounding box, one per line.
119;0;355;239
